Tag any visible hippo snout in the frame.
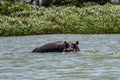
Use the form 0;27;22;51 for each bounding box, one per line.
63;48;74;52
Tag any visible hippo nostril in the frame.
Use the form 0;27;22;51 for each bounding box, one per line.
70;49;74;51
63;48;75;52
67;49;74;52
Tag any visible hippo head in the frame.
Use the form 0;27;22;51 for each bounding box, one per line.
63;41;80;52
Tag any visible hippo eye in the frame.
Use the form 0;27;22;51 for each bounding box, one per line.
65;44;69;48
73;44;76;48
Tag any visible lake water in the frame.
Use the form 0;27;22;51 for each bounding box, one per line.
0;34;120;80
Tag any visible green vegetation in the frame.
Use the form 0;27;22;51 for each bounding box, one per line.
0;3;120;36
52;0;110;7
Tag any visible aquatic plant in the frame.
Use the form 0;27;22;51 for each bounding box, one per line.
0;3;120;36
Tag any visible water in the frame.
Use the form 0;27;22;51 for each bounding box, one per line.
0;34;120;80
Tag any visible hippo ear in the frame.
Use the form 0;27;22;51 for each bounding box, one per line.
64;41;69;47
75;41;79;45
64;41;67;44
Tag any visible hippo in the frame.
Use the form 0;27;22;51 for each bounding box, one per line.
32;41;80;53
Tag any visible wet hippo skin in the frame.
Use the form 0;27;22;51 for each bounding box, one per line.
32;41;80;53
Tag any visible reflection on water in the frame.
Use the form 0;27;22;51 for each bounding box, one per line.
0;34;120;80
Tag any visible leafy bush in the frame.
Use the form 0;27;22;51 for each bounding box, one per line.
53;0;78;6
41;0;78;7
0;3;120;36
41;0;109;7
0;2;36;15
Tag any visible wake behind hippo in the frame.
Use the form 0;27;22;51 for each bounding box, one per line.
32;41;80;53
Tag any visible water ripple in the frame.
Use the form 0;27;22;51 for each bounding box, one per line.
0;34;120;80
